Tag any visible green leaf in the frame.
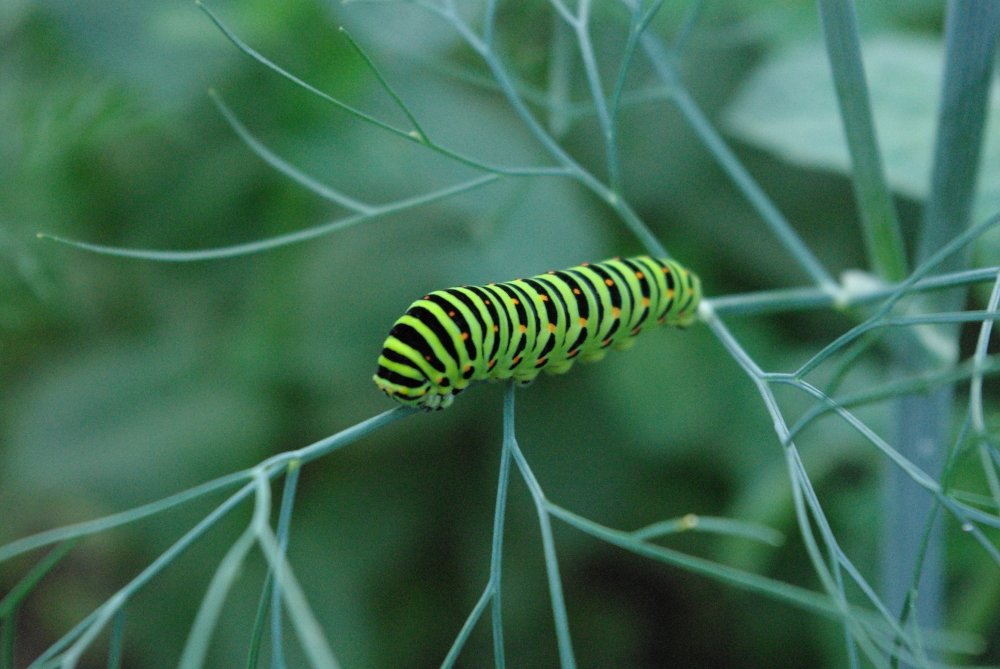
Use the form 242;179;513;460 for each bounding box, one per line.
724;34;1000;225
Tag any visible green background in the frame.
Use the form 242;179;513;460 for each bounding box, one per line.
2;0;996;666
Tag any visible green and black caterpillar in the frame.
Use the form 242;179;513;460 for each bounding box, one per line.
374;255;702;410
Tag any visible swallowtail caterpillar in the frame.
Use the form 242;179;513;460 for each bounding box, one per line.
374;255;701;410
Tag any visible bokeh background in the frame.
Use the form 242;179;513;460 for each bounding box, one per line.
2;0;997;666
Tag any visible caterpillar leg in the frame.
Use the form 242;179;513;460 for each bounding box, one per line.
544;360;575;375
512;369;541;386
578;350;606;363
420;392;455;411
610;337;637;351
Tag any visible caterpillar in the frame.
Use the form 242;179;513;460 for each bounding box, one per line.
373;255;701;411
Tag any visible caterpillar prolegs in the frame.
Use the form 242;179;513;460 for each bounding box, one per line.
374;255;701;410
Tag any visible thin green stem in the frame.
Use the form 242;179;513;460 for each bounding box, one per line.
970;273;1000;505
868;310;1000;327
425;1;669;258
20;411;414;667
491;384;515;668
786;453;893;667
774;378;940;490
0;538;71;669
823;331;882;398
787;354;1000;443
547;0;577;26
727;342;882;661
610;0;667;118
44;479;257;669
337;27;428;142
271;463;301;669
259;407;416;471
789;450;919;659
198;1;525;175
507;386;577;669
545;501;939;651
106;610;125;669
0;472;247;563
965;272;1000;524
713;311;935;661
198;2;400;133
439;385;515;669
546;18;574;139
979;442;1000;510
209;90;373;214
668;0;704;61
950;489;999;510
608;0;666;194
795;310;1000;384
890;503;941;669
816;0;907;281
631;514;784;545
4;408;414;567
707;266;1000;317
635;28;836;289
481;0;499;48
253;482;341;669
891;417;989;669
439;586;494;669
570;0;620;190
793;212;1000;379
38;175;507;262
423;55;674;124
0;540;79;618
245;573;272;669
707;309;926;664
178;523;259;669
843;583;862;668
609;0;645;149
772;378;1000;554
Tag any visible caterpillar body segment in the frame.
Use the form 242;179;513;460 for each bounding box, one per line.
374;255;701;410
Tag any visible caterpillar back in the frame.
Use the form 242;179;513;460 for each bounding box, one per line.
374;255;701;410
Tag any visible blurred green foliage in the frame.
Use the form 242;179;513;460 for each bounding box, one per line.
2;0;997;667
